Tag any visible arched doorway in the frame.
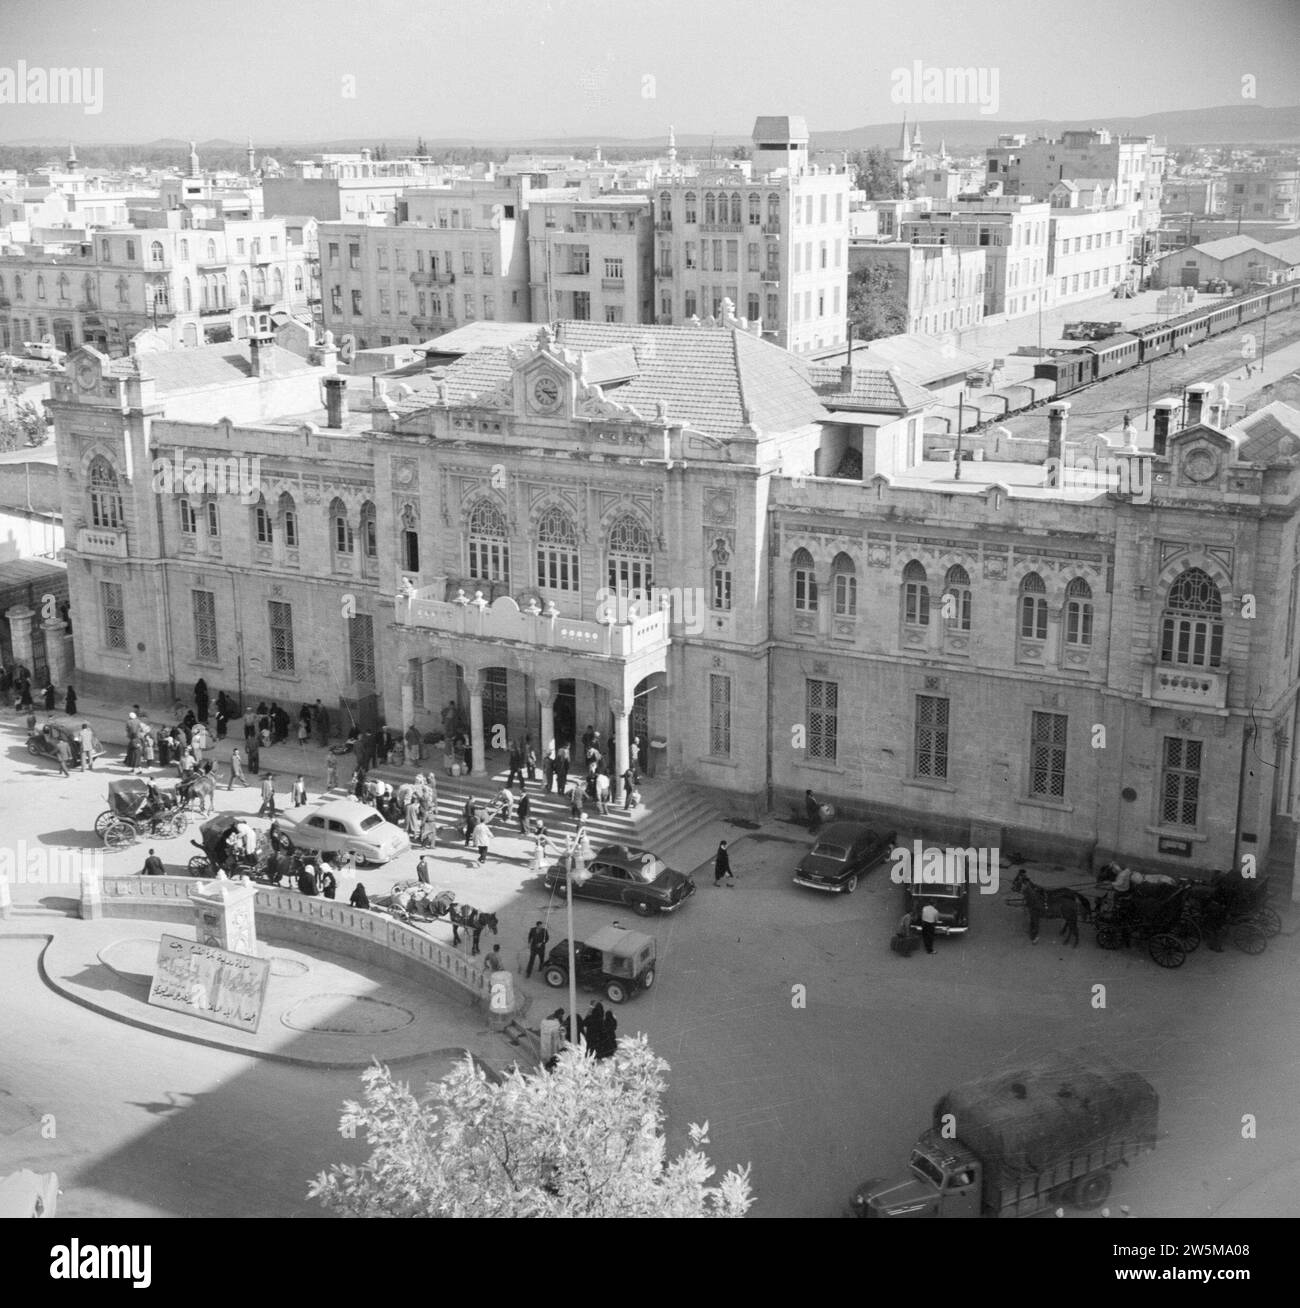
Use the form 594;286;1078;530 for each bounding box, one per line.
627;672;666;777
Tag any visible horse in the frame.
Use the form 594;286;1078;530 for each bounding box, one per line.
1012;869;1092;946
177;771;216;815
449;903;499;954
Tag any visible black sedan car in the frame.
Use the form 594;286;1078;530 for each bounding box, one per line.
793;821;896;895
544;843;695;916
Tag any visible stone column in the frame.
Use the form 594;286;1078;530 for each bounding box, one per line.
191;877;260;956
6;605;35;674
400;670;415;733
537;684;556;755
466;672;485;777
613;700;631;804
42;618;69;691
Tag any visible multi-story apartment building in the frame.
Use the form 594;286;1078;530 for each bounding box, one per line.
986;129;1165;235
47;325;1300;889
899;197;1051;319
653;116;852;354
318;178;532;348
1046;188;1141;307
527;193;653;324
1224;166;1299;221
1162;177;1225;217
0;209;313;355
848;240;986;335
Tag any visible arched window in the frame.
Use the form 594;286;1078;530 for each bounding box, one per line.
56;272;69;302
832;552;857;617
179;238;189;261
793;547;818;612
278;491;298;549
201;277;210;310
748;192;761;225
150;241;164;263
607;514;653;597
767;193;780;227
903;560;929;626
273;267;284;298
331;498;354;555
401;503;420;572
254;268;266;300
205;500;220;538
1065;577;1093;647
219;274;228;307
468;499;510;584
13;273;22;301
179;499;196;535
684;192;697;224
206;239;217;260
35;275;46;300
238;270;249;305
253;496;273;545
88;456;123;528
1019;572;1047;640
536;505;579;592
251;238;262;259
183;277;192;311
82;274;95;306
659;192;671;224
943;564;971;631
294;266;304;293
1160;568;1223;668
704;192;716;224
359;500;377;560
730;193;742;225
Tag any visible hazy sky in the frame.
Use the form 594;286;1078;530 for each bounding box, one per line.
0;0;1297;143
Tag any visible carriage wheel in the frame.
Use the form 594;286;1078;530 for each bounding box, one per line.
168;810;190;836
94;810;115;837
1095;924;1124;950
1148;933;1186;968
1252;907;1281;938
1231;922;1267;956
187;855;211;876
153;814;180;839
1177;915;1202;953
542;966;567;989
26;738;42;756
103;819;137;850
1074;1171;1112;1210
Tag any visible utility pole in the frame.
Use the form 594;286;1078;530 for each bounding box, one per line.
1143;359;1153;431
954;390;964;479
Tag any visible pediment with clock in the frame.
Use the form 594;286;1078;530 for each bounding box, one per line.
64;344;110;398
1167;425;1235;491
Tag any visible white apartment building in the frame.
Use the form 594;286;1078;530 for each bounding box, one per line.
527;193;653;324
899;198;1051;320
1047;189;1141;308
653;116;852;353
848;241;986;335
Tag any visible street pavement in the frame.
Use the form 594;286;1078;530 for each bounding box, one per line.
3;692;1299;1218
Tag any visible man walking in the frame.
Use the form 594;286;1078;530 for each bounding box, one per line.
543;739;556;793
713;839;735;887
416;855;432;885
525;920;549;978
290;774;308;807
595;770;611;816
621;767;636;810
228;746;246;790
506;739;525;790
555;745;570;796
325;753;338;791
517;790;532;834
473;817;493;866
920;902;939;955
258;772;277;818
79;722;95;771
53;733;72;777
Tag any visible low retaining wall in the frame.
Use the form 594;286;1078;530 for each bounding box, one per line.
82;874;487;1009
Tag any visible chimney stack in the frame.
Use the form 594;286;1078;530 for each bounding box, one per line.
1184;382;1213;427
323;375;348;429
1152;398;1180;456
248;331;274;378
1046;401;1069;477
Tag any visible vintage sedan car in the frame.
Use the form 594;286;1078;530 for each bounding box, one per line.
27;720;105;767
793;821;896;895
277;798;410;866
542;925;657;1004
544;842;695;916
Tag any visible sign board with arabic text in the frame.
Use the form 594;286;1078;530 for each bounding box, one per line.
147;934;270;1033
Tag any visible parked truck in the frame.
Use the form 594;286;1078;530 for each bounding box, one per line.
850;1051;1158;1217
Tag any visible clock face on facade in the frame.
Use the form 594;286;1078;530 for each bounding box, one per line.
531;375;560;412
1183;447;1219;483
75;360;98;393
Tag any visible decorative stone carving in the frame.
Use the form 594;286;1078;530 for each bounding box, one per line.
703;487;736;525
867;543;891;568
984;555;1008;581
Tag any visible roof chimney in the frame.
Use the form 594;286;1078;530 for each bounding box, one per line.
322;375;348;429
1184;382;1213;428
1046;401;1069;478
248;331;274;378
1152;398;1180;456
841;323;855;390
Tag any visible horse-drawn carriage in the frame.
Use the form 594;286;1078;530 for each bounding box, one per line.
95;778;190;849
1092;868;1200;968
367;881;498;952
187;812;289;882
1183;869;1280;955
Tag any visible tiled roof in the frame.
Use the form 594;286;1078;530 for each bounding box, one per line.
806;362;935;413
1179;235;1270;261
1230;402;1300;463
418;321;543;357
133;342;315;392
1258;234;1300;266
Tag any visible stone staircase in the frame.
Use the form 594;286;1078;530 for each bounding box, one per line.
347;756;721;866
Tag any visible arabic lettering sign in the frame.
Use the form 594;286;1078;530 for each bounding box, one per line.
147;934;270;1033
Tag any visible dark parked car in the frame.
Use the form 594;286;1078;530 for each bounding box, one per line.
544;842;695;916
793;821;896;895
27;720;105;767
542;926;657;1004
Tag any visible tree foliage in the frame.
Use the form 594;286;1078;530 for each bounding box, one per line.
846;264;908;341
0;379;49;451
309;1035;753;1218
850;147;902;200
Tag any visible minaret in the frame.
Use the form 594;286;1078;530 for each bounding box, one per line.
667;125;677;167
246;135;256;175
66;142;78;172
896;115;911;159
187;140;200;178
912;120;924;151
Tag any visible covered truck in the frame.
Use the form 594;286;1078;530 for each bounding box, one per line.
850;1051;1158;1217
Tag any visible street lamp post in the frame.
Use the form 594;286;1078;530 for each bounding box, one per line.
954;390;965;480
563;840;590;1048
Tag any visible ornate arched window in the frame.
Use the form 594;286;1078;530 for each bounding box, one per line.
294;265;304;293
179;239;189;261
704;192;716;224
206;239;217;260
238;270;250;305
205;500;220;537
201;277;210;310
150;241;164;263
535;505;578;592
56;272;69;302
468;499;510;584
273;267;284;298
1019;572;1047;640
35;275;46;300
254;268;267;300
183;277;192;311
179;498;196;535
683;192;697;223
710;537;732;611
767;192;780;226
1065;577;1093;647
730;192;742;225
88;456;123;528
359;500;377;560
607;514;652;597
792;547;818;613
748;192;761;226
943;564;971;631
659;192;671;224
253;495;273;545
331;497;354;555
82;274;95;307
278;491;298;549
903;560;929;626
251;238;262;259
1160;568;1223;668
400;503;420;572
832;552;857;617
